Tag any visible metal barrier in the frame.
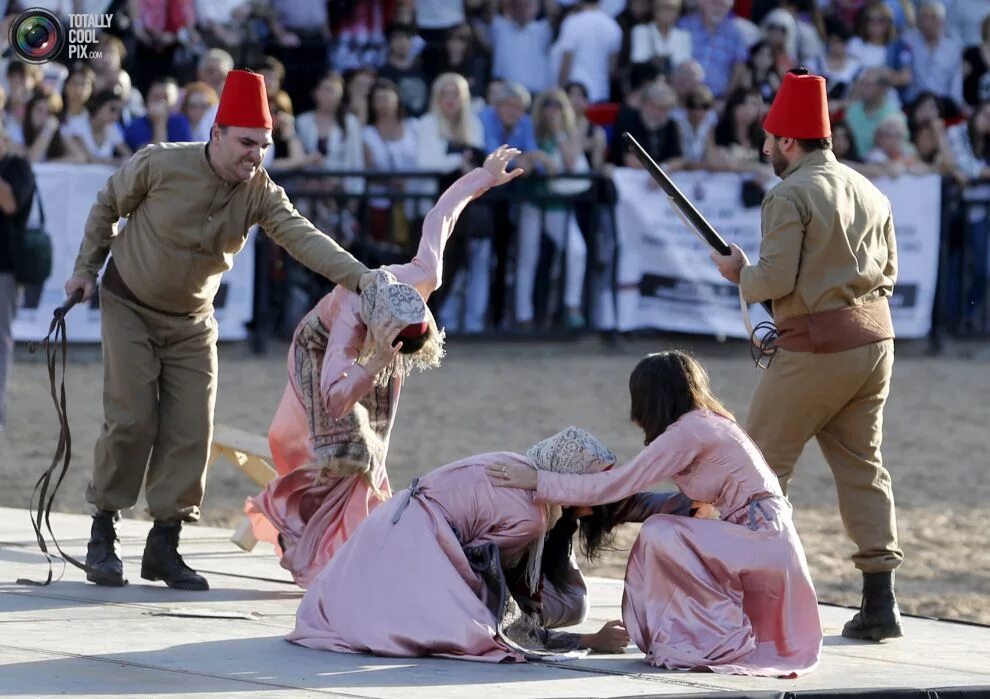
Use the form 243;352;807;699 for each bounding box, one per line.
249;169;616;355
933;177;990;346
247;168;990;355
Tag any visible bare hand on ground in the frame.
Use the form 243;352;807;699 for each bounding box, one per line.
582;620;630;653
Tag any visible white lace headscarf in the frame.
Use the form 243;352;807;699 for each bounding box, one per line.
523;426;616;593
357;269;445;384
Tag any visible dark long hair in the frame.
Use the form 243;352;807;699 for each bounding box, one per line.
541;502;625;591
368;78;406;125
629;351;734;444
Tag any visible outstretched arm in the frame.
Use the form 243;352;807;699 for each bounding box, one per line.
392;145;524;297
255;172;370;293
487;414;705;507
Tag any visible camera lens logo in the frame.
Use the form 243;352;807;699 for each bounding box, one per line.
9;9;66;64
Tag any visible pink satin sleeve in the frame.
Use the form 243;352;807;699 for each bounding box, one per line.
318;294;376;421
535;416;703;507
389;167;496;298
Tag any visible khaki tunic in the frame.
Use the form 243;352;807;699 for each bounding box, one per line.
76;143;369;521
740;148;903;573
74;142;368;312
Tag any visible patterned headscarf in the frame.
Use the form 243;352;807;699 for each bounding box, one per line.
357;269;444;383
527;426;616;476
523;426;616;594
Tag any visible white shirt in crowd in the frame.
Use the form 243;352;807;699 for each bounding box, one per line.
191;105;218;142
670;108;717;164
554;7;623;103
944;0;990;49
410;111;484;214
195;0;251;25
61;118;124;160
491;14;554;95
414;0;465;29
556;0;627;16
629;23;693;67
295;111;366;194
363;119;419;211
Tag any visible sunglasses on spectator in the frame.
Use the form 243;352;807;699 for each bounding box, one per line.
688;102;712;110
544;100;563;109
867;15;889;23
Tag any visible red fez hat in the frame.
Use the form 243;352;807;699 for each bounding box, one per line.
215;70;273;130
763;69;831;140
399;321;429;339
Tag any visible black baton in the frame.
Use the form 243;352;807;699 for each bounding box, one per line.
622;132;731;255
621;132;773;315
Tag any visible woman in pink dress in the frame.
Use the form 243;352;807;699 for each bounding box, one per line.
289;427;651;662
489;351;823;678
247;146;525;587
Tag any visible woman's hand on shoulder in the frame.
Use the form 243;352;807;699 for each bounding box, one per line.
485;462;538;489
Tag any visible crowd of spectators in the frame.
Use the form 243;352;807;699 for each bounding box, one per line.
3;0;989;334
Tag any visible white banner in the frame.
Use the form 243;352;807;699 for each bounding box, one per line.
12;163;255;343
612;168;940;339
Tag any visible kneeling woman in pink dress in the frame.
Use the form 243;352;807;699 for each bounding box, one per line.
489;351;823;677
247;146;525;587
288;427;673;662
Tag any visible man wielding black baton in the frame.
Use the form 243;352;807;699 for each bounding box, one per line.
711;69;903;642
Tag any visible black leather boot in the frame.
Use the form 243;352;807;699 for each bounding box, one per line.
85;510;127;586
842;571;904;641
140;520;209;591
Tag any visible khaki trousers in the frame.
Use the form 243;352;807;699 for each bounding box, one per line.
746;339;902;573
86;287;218;522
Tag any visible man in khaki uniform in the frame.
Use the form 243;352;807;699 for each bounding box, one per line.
712;69;903;641
64;70;374;591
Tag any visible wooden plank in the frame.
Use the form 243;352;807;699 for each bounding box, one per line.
211;423;273;461
230;517;258;552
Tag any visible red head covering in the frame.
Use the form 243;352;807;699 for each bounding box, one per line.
762;69;831;140
399;321;429;339
215;70;273;130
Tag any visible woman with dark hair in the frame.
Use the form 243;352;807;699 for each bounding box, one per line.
67;89;132;165
488;350;823;677
740;40;783;102
812;16;861;110
246;147;524;588
431;23;490;101
21;90;86;163
60;63;95;135
706;87;771;175
363;78;420;245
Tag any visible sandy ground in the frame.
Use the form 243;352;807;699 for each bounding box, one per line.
2;335;988;625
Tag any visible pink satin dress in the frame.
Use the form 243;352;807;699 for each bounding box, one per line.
535;409;823;677
246;168;497;588
287;453;553;662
